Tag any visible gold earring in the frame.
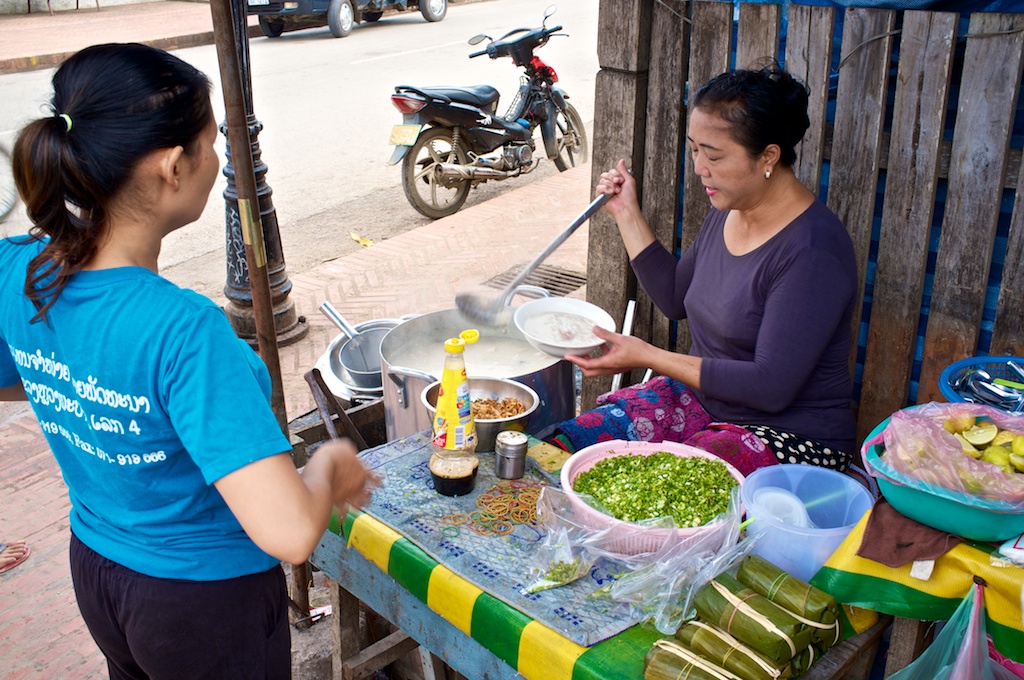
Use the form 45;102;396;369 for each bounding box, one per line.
765;169;772;180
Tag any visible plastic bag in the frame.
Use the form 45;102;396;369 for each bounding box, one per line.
869;403;1024;509
522;486;614;593
525;486;748;634
888;582;1018;680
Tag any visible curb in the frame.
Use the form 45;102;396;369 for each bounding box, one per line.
0;24;263;74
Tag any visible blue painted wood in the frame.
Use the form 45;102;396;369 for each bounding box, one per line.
312;531;525;680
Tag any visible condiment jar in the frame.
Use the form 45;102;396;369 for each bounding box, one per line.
494;430;528;479
429;330;480;496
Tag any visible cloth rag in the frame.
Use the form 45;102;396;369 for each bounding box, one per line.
856;497;963;568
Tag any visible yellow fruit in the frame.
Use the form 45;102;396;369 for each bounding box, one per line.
1013;435;1024;457
954;433;981;458
1010;453;1024;473
963;422;998;446
981;446;1011;467
992;430;1017;447
943;415;977;434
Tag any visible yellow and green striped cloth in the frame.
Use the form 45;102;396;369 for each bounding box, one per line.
331;510;663;680
810;510;1024;663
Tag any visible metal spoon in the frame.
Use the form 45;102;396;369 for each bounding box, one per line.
455;193;609;326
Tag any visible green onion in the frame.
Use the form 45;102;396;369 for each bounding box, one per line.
572;452;736;528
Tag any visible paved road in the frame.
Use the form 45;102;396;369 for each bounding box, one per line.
0;0;597;300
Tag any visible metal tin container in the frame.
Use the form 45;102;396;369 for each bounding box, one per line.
494;430;529;479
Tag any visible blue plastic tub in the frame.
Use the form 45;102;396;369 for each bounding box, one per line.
862;414;1024;542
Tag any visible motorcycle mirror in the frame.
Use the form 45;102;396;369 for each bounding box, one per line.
468;34;489;45
543;5;557;21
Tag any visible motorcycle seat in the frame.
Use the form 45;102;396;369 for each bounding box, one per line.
416;85;500;109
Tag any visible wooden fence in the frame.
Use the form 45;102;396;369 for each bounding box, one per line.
586;0;1024;448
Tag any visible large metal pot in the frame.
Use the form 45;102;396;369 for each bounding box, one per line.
380;308;575;442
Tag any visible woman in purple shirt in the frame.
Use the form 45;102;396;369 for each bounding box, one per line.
571;67;858;469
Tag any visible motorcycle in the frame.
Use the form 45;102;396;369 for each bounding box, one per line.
387;5;588;219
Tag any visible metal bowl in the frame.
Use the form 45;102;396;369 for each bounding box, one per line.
421;377;539;452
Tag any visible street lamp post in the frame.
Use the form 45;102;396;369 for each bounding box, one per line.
220;1;308;347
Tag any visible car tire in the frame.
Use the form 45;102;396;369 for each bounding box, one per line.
419;0;446;22
258;16;285;38
362;10;383;21
328;0;355;37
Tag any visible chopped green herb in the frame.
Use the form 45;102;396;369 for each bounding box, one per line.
572;452;736;528
543;557;582;583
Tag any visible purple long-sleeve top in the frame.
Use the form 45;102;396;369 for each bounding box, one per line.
631;200;858;453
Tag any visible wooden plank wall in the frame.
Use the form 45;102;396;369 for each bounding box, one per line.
589;0;1024;449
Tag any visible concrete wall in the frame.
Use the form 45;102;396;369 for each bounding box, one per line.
0;0;195;17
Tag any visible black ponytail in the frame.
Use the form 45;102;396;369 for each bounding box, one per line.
12;43;212;323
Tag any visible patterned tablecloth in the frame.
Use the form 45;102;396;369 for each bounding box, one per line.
351;431;643;647
322;432;666;680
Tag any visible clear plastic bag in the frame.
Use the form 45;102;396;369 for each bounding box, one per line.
871;403;1024;509
888;582;1018;680
526;485;749;634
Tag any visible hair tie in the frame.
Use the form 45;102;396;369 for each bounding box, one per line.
58;113;72;133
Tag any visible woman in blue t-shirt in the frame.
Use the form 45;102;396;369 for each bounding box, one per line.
0;43;375;679
568;67;858;473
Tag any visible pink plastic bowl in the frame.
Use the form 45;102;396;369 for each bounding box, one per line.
560;440;746;555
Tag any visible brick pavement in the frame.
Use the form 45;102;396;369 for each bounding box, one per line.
0;162;593;678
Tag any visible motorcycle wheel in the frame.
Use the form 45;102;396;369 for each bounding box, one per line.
328;0;355;37
419;0;446;22
258;16;285;38
550;103;589;172
401;127;470;220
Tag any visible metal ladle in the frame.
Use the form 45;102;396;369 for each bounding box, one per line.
319;301;383;388
455;193;609;326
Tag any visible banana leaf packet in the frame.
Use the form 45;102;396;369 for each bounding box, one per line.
643;639;743;680
693;572;813;663
676;621;794;680
737;554;841;648
789;644;817;676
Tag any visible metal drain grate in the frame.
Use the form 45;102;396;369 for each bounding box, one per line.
483;263;587;297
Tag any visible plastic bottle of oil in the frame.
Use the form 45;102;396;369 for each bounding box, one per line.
429;330;480;496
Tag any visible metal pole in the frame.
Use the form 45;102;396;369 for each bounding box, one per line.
210;0;312;622
219;0;308;348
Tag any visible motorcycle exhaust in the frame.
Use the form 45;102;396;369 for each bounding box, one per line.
437;163;515;180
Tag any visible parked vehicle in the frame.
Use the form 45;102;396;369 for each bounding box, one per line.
388;5;588;219
247;0;446;39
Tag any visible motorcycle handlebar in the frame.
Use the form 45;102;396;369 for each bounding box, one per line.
468;49;487;58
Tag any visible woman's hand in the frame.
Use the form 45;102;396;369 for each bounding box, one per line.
595;159;656;258
565;326;655;376
316;439;380;512
596;159;639;219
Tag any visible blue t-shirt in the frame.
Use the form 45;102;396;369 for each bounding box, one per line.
0;238;291;580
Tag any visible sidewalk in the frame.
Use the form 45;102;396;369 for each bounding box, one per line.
0;163;593;679
0;0;259;74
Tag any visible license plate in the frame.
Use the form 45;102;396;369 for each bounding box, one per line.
248;0;270;5
389;124;422;146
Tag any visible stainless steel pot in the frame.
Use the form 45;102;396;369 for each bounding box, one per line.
380;308;575;442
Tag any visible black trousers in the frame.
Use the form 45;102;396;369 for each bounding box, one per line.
70;532;291;680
